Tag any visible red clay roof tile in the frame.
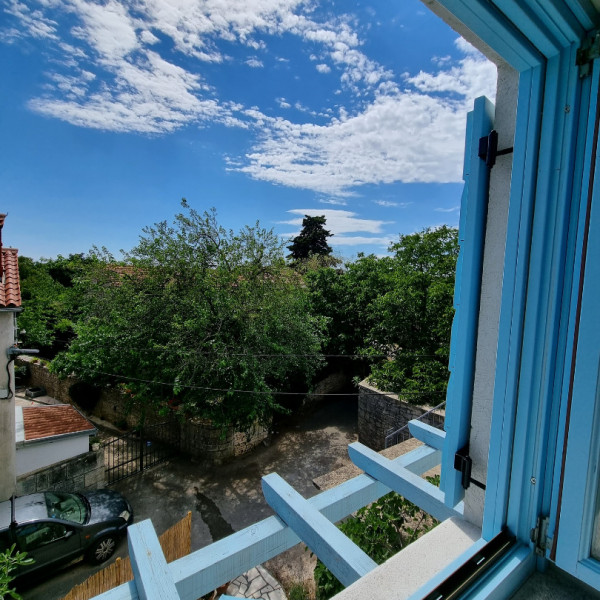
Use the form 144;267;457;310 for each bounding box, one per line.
0;247;21;308
22;405;96;441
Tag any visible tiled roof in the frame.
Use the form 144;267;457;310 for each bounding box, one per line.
0;247;21;308
22;405;96;441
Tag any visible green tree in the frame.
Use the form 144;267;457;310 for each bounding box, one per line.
306;253;394;357
52;202;325;429
365;226;458;402
314;487;439;599
287;215;333;263
305;227;458;403
18;254;93;356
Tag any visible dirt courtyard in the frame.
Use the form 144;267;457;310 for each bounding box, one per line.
22;395;359;600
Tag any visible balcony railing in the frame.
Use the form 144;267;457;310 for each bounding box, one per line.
94;437;458;600
385;401;446;448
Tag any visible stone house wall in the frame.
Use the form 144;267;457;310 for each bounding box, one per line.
16;449;105;495
358;379;445;451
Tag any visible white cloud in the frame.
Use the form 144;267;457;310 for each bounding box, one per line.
316;63;331;73
2;0;58;41
4;2;496;192
406;38;496;100
282;209;391;234
237;90;470;193
328;235;394;247
5;0;392;133
140;30;160;45
435;206;460;213
30;48;229;133
320;198;347;206
374;200;412;208
246;57;264;68
236;39;496;193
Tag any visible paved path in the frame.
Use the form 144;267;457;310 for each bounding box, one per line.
226;565;286;600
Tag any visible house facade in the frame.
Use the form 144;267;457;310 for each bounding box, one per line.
95;1;600;599
15;404;96;476
0;214;22;502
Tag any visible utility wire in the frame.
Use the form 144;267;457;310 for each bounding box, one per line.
37;341;447;361
75;366;447;398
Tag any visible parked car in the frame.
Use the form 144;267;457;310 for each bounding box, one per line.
0;489;134;579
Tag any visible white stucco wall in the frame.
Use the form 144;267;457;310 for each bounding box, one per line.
0;311;16;500
15;406;91;476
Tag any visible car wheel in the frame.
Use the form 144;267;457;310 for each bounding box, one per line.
88;535;117;564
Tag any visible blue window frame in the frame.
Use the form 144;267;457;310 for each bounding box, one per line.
552;56;600;589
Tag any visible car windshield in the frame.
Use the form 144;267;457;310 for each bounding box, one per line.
45;492;88;524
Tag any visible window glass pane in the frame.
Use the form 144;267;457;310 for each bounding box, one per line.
0;530;12;552
16;522;67;551
45;492;87;524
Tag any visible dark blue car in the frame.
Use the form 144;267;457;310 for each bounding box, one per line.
0;490;133;578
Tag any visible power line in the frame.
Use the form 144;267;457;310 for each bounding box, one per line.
34;341;447;361
75;366;448;398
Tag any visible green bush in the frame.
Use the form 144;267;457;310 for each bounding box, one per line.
0;544;33;600
288;582;311;600
314;487;439;600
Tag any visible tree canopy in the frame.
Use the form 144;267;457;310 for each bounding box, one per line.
51;203;325;429
20;208;458;425
287;215;333;263
306;226;458;403
18;254;94;356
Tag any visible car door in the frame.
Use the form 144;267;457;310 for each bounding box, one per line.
14;520;82;575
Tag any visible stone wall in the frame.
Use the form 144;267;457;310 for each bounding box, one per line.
233;422;270;457
303;370;349;411
358;379;445;451
18;357;146;429
18;358;77;402
16;450;105;495
18;357;269;464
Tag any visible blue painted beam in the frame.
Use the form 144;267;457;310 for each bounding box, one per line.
397;444;441;475
93;447;429;600
348;442;461;522
127;520;179;600
92;446;442;600
262;473;377;587
408;420;445;451
442;95;494;508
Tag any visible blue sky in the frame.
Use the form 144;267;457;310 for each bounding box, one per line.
0;0;496;261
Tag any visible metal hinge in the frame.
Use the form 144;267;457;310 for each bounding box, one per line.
530;515;552;557
478;130;513;169
577;30;600;78
454;445;486;491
